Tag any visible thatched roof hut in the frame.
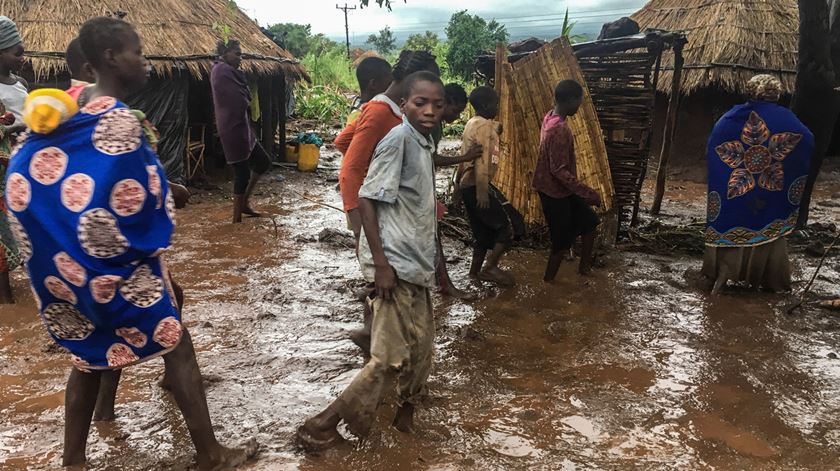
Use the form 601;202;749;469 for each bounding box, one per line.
631;0;798;95
1;0;306;182
4;0;306;80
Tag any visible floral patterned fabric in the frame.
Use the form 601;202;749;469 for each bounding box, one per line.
706;101;814;247
4;96;181;370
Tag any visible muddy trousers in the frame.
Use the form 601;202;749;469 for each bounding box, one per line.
335;280;434;437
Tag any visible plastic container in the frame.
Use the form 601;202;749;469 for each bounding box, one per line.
285;144;299;163
297;143;320;172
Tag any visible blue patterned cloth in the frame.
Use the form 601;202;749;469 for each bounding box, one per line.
706;101;814;247
4;96;182;370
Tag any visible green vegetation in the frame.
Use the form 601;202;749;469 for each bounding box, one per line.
367;27;397;54
273;7;584;124
404;31;439;52
444;10;509;82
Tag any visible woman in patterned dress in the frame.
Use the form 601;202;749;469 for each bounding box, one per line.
5;18;255;468
703;75;815;294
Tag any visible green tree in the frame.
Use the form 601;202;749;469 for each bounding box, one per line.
444;10;509;82
267;23;312;57
366;26;397;54
404;31;439;52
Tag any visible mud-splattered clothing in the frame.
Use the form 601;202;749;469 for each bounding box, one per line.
5;96;182;370
357;116;437;289
335;279;434;437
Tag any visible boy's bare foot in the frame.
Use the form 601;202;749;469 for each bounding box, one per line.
92;409;115;422
392;404;415;433
198;439;259;471
439;285;477;300
348;328;371;357
478;267;515;286
296;418;345;452
242;206;262;218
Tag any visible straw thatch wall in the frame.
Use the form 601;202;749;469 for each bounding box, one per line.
494;38;615;233
0;0;306;80
632;0;798;95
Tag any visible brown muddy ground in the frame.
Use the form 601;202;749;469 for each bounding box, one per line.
2;156;840;470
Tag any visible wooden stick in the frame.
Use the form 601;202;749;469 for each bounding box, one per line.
289;188;345;213
787;231;840;315
651;37;686;215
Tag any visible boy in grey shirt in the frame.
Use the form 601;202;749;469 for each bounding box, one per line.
298;71;445;449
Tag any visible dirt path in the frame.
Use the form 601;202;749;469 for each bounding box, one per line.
2;164;840;470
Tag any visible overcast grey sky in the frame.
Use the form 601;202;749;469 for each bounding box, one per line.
237;0;647;42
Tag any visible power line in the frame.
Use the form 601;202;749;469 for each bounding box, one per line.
390;7;639;28
335;9;636;38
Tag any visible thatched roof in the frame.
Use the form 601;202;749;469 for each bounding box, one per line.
631;0;798;95
0;0;307;80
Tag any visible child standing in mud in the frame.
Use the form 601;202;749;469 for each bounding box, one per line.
297;71;444;449
534;80;602;280
5;17;255;468
458;86;515;285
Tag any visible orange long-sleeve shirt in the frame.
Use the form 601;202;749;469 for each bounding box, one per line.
338;96;402;211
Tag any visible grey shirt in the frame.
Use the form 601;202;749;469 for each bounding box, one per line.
358;116;438;289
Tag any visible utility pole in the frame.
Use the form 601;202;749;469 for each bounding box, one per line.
336;3;356;60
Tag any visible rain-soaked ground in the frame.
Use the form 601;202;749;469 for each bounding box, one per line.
3;151;840;470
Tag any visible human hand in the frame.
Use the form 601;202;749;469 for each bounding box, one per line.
374;263;398;300
464;144;482;161
477;194;490;209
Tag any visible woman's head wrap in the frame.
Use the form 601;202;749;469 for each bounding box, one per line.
746;75;783;103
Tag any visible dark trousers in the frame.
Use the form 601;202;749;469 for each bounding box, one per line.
538;192;599;252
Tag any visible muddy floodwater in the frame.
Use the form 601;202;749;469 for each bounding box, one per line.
3;162;840;470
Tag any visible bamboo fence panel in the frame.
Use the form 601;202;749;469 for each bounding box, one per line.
494;38;615;237
578;52;658;228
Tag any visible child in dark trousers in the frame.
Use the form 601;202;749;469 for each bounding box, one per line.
533;80;602;280
457;86;515;285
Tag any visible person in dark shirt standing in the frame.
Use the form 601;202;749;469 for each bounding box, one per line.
533;80;601;280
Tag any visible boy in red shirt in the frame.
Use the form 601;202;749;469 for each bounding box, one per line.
533;80;601;280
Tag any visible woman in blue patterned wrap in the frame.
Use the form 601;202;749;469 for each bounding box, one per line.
4;16;255;470
703;74;814;294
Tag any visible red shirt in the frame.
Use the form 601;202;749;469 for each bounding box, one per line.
533;111;598;203
338;96;402;211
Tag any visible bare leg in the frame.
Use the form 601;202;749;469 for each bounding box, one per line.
242;171;263;217
478;242;514;286
348;300;372;358
392;403;415;433
578;231;596;275
436;234;475;300
163;329;257;470
0;271;13;304
93;369;121;421
232;194;245;224
63;369;102;466
544;250;565;282
469;248;488;279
